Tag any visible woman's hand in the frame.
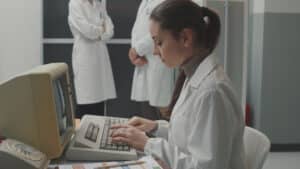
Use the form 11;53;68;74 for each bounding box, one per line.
127;116;158;133
128;48;148;66
110;125;148;151
128;48;138;64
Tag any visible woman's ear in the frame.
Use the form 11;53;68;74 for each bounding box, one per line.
181;28;194;48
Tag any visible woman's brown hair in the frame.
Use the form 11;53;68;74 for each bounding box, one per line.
150;0;221;118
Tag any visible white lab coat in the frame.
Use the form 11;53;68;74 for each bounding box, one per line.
68;0;116;104
130;0;175;107
130;0;204;107
144;55;246;169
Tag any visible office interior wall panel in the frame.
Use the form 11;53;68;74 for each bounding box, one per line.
247;13;264;128
105;44;140;118
0;0;42;82
253;0;265;13
248;0;300;146
227;2;244;102
43;44;73;74
207;1;245;101
106;0;140;38
260;13;300;143
265;0;300;13
252;0;300;14
43;0;72;38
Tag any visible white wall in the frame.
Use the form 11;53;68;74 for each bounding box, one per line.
266;0;300;13
0;0;42;82
253;0;265;13
253;0;300;13
249;0;300;144
207;0;247;107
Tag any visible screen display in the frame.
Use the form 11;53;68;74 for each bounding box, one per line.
53;76;73;138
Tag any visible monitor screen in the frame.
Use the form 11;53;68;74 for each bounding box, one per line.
53;76;74;141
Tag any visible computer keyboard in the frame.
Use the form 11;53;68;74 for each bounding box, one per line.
85;122;99;143
99;118;130;151
84;118;130;151
66;115;137;161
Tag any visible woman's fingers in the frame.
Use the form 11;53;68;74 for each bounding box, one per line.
111;136;130;145
111;128;131;145
134;57;148;66
128;48;139;64
127;116;142;126
111;128;126;137
110;124;128;129
110;126;149;151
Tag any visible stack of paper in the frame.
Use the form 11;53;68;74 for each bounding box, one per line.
48;156;162;169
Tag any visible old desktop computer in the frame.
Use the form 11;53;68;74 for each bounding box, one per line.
0;63;137;161
0;63;75;159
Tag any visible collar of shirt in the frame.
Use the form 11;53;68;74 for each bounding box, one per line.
188;54;218;88
181;55;204;78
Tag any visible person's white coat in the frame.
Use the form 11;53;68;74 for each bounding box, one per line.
68;0;116;104
130;0;175;107
130;0;204;107
144;55;246;169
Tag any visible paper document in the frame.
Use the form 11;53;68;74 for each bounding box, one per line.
48;156;162;169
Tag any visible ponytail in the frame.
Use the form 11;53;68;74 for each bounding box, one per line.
201;7;221;53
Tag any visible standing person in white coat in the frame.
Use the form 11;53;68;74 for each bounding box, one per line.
129;0;175;118
68;0;116;118
111;1;246;169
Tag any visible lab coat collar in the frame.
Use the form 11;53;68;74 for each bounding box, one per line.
181;54;204;78
189;53;218;88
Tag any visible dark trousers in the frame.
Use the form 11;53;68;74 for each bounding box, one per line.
76;102;104;119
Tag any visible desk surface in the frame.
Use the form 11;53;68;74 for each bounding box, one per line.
75;119;80;129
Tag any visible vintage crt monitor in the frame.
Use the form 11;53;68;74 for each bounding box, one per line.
0;63;75;159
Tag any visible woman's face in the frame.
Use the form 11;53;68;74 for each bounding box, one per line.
149;20;189;68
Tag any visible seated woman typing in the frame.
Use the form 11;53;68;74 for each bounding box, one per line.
111;0;246;169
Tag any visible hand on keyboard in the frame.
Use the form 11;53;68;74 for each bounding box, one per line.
100;118;130;151
127;116;158;133
68;115;138;161
110;124;149;151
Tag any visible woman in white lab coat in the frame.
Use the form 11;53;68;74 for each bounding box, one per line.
68;0;116;118
111;1;246;169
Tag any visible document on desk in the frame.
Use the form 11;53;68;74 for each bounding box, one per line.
48;156;162;169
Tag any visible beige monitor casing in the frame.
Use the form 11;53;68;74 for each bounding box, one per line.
0;63;75;159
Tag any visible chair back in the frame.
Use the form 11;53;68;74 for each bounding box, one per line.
244;127;271;169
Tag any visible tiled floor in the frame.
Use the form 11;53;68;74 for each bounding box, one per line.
263;152;300;169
